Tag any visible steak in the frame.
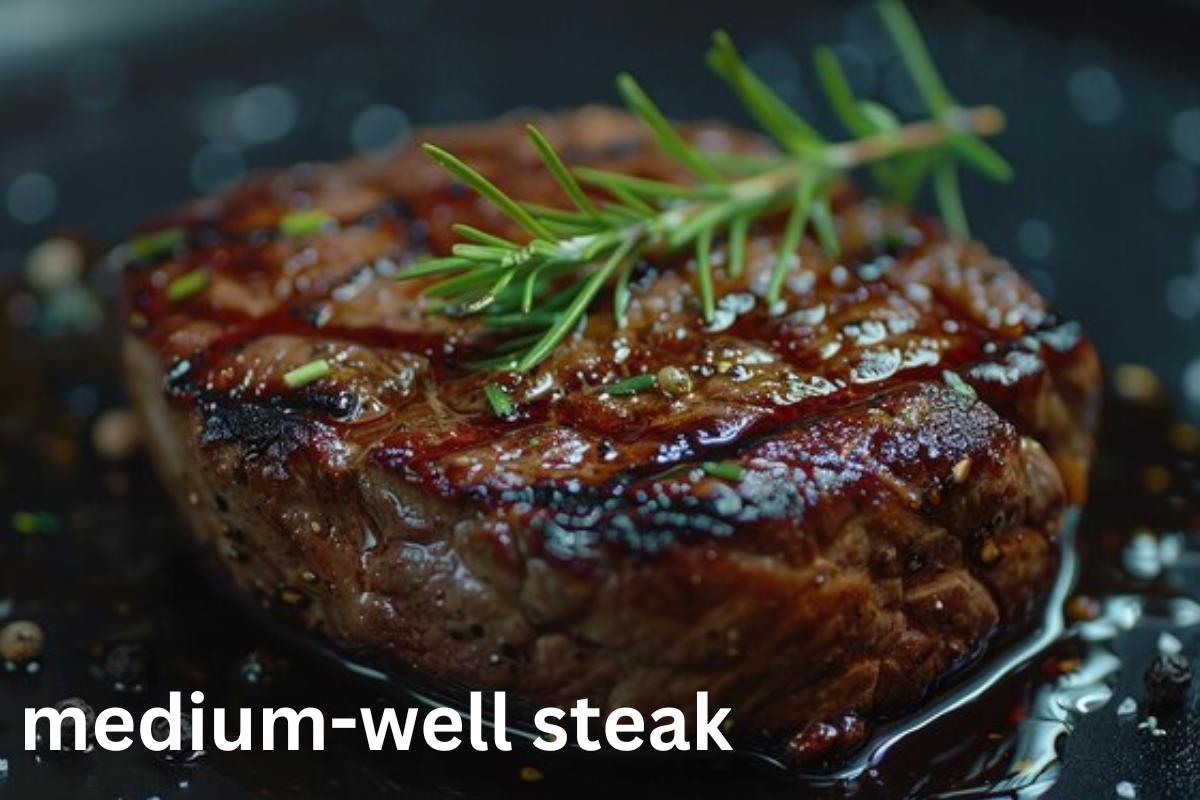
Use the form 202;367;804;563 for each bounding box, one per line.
121;107;1100;757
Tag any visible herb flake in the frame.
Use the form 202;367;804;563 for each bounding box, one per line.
702;461;746;482
166;270;207;302
279;209;335;238
283;359;332;389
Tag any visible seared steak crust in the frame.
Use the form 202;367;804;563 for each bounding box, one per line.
121;108;1099;751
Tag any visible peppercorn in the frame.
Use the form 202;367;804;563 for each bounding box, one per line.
1144;652;1192;709
0;620;44;663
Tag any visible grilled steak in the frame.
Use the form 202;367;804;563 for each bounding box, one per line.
121;107;1100;757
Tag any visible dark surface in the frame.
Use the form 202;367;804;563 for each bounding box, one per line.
2;1;1200;798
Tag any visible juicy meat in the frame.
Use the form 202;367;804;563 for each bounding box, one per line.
121;107;1100;756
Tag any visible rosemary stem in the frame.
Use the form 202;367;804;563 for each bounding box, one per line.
824;104;1005;168
406;6;1014;379
645;103;1003;258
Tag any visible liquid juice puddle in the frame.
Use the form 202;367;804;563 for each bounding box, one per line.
1;318;1199;799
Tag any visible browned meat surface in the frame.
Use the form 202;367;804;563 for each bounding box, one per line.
120;107;1100;757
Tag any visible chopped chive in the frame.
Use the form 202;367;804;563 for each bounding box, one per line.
604;374;657;396
166;270;208;302
12;510;59;535
484;383;516;417
279;209;335;238
701;461;746;482
283;358;331;389
129;226;185;262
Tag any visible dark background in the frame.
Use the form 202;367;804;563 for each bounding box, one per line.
1;0;1199;417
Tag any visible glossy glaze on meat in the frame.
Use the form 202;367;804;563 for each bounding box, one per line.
121;107;1100;758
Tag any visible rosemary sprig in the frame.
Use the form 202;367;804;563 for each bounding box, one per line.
399;0;1010;375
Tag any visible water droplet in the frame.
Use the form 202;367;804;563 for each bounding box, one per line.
1168;108;1200;164
1184;355;1200;407
232;84;298;144
1067;65;1123;126
6;173;57;225
1165;275;1200;321
1017;218;1055;260
190;144;245;192
1153;161;1197;211
1157;632;1183;655
351;104;411;155
68;49;127;112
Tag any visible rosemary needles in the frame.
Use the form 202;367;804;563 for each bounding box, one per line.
400;0;1011;376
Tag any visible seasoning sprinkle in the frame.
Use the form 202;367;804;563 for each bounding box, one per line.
166;270;207;302
702;461;746;482
129;226;185;262
283;359;332;389
604;373;657;396
484;383;516;418
279;209;335;238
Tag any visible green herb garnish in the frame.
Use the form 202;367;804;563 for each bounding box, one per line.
400;0;1010;374
701;461;746;482
12;511;59;536
604;374;658;396
166;270;207;302
129;226;185;262
279;209;335;238
943;369;977;399
484;383;516;417
283;359;332;389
